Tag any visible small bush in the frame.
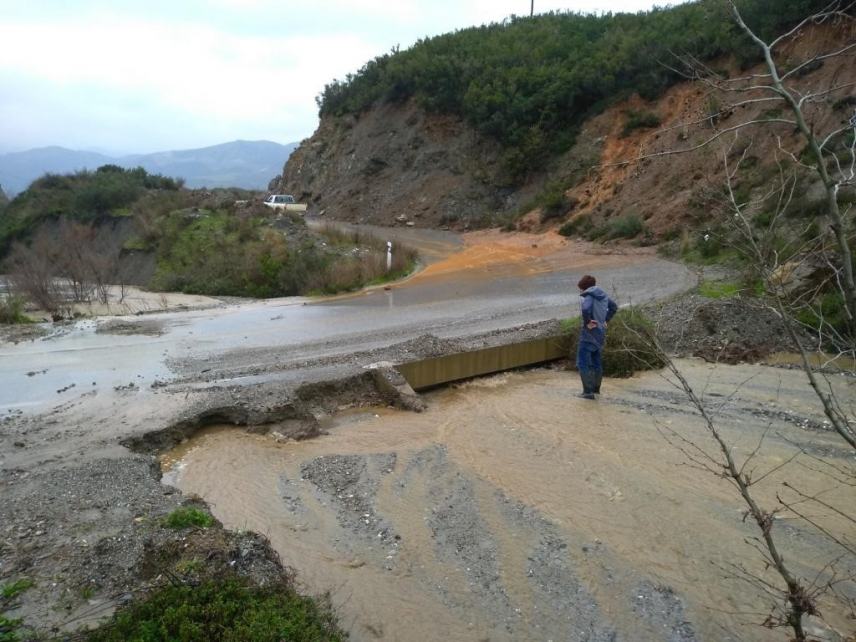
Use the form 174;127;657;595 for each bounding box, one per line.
85;578;344;642
0;297;31;325
606;214;644;240
558;215;591;237
621;110;661;137
538;181;576;222
162;507;215;530
796;289;853;345
1;579;33;600
564;309;667;377
695;232;723;258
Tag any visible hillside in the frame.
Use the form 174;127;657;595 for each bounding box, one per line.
275;0;852;232
0;140;297;196
0;166;416;313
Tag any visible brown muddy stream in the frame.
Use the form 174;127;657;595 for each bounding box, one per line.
161;362;855;642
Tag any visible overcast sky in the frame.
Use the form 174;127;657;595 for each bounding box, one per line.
0;0;687;154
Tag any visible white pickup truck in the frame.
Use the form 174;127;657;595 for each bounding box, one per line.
263;194;308;213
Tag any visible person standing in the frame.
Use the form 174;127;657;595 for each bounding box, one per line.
576;275;618;400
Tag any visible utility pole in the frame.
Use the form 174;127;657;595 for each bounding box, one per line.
530;0;534;16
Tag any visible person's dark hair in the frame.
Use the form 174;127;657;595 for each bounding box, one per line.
578;275;596;290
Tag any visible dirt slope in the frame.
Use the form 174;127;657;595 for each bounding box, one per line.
276;102;524;229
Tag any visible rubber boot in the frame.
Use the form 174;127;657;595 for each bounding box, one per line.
593;370;603;396
579;372;596;400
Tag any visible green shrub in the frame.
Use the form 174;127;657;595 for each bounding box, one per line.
695;232;723;258
85;578;344;642
162;507;215;530
796;289;853;345
606;214;644;240
558;215;591;237
620;110;661;137
564;309;667;377
0;297;31;325
536;181;576;222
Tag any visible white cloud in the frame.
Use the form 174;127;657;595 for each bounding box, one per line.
0;0;688;151
0;17;377;125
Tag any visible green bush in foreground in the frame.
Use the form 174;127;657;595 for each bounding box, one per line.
564;309;666;377
162;507;215;530
86;578;344;642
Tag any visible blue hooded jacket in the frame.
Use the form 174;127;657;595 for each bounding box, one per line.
579;286;618;347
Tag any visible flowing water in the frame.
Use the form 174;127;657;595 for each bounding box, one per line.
162;362;855;641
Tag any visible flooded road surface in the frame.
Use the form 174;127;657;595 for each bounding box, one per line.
163;360;855;642
0;229;695;413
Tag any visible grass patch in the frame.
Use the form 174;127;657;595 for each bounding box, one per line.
123;236;153;251
0;297;31;325
564;309;667;377
1;579;33;642
0;613;23;642
698;280;742;299
162;507;215;530
1;580;33;601
85;577;344;642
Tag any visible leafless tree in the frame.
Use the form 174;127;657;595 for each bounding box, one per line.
7;231;61;313
54;220;96;303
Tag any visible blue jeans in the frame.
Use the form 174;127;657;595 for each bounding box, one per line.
577;341;602;375
577;341;602;393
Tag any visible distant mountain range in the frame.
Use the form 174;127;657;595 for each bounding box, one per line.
0;140;298;196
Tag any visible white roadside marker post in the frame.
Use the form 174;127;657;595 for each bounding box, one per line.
387;241;393;272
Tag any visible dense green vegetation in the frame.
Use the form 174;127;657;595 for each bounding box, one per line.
318;0;830;177
0;165;182;251
2;167;418;305
86;578;344;642
150;212;416;298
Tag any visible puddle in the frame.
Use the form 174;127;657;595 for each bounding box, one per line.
161;362;854;641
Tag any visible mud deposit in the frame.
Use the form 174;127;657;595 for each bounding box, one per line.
163;361;854;642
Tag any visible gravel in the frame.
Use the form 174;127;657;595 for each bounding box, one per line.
644;292;802;363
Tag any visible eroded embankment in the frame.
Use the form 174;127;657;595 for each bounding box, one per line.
161;361;855;642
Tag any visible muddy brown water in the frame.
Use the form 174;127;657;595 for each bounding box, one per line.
161;361;855;642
